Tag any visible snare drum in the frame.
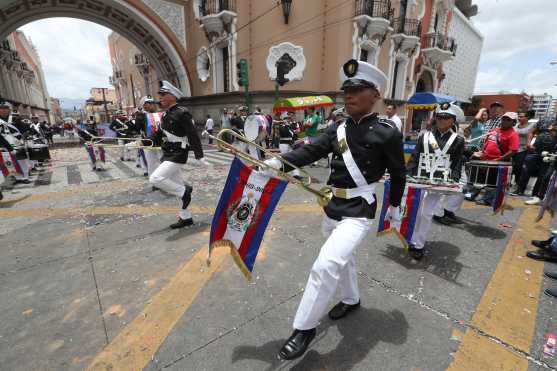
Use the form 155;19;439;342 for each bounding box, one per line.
244;115;268;143
14;146;28;160
466;160;511;188
28;143;51;161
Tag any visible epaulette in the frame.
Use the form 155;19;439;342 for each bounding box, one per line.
377;118;395;129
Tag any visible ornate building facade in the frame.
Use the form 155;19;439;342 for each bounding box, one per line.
0;30;51;122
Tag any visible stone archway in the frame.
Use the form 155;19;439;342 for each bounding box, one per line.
0;0;192;95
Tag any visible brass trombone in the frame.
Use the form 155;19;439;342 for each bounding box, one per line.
205;128;333;207
87;136;158;150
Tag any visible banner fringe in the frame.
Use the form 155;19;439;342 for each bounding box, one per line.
207;239;252;281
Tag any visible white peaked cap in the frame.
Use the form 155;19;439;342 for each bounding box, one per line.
339;59;388;92
158;80;184;98
436;102;465;123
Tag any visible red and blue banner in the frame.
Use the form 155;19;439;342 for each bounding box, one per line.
0;151;23;176
377;180;424;249
493;165;510;215
85;143;96;163
146;112;163;137
208;157;288;280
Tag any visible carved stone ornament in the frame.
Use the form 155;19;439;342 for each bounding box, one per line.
196;47;211;82
266;42;306;81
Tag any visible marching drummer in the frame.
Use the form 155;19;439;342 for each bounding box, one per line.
0;106;32;184
264;59;406;360
77;120;106;171
277;119;302;180
406;102;465;260
110;110;134;161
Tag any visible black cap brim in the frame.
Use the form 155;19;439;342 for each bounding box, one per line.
340;79;377;90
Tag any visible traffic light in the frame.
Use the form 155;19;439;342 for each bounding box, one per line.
275;54;296;87
237;59;248;87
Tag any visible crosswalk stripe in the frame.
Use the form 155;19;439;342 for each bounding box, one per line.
78;163;100;184
95;167;113;181
205;152;234;161
66;164;82;185
112;160;138;177
34;170;52;186
50;166;68;188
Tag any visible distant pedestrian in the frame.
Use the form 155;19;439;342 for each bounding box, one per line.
385;104;403;132
205;114;214;144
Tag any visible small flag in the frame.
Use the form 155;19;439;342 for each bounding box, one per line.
208;157;287;280
493;165;510;215
146;112;163;137
377;180;425;249
1;151;23;176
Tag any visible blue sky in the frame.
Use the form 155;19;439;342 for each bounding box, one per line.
473;0;557;96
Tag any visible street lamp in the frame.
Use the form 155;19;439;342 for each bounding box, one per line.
281;0;292;24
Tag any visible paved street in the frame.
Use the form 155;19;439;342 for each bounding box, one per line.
1;147;557;371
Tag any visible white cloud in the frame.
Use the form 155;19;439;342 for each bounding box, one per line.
19;18;113;99
473;0;557;97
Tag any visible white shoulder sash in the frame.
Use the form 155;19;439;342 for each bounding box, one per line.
336;123;368;187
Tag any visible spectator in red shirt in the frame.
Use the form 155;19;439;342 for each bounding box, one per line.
470;112;519;205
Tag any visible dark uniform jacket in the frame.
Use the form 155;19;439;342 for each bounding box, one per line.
150;104;203;164
0;132;14;151
76;124;99;142
281;113;406;221
110;119;136;138
278;124;296;145
407;129;465;182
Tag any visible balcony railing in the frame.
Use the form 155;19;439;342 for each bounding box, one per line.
355;0;393;20
199;0;236;17
392;17;421;37
423;33;457;54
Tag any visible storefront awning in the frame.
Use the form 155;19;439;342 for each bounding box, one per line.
273;95;335;112
406;92;455;110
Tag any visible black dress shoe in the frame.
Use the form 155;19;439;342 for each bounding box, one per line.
475;199;490;206
544;288;557;299
170;218;194;229
444;210;463;224
328;300;360;320
544;271;557;281
526;249;557;262
182;185;193;210
278;328;316;360
408;244;424;260
433;215;452;226
16;179;31;184
532;237;554;249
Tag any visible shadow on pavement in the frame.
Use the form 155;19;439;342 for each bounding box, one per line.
166;221;210;242
0;194;31;208
231;307;408;371
448;217;507;239
381;242;468;286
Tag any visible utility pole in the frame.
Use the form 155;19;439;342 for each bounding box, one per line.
101;88;109;123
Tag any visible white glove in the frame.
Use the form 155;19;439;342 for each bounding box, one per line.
196;157;212;167
261;158;282;176
386;205;403;223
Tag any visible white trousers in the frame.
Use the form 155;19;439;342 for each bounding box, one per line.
118;139;131;160
433;193;465;217
411;191;442;249
293;216;373;330
279;143;301;177
144;148;161;176
17;158;30;180
149;161;191;220
137;149;148;172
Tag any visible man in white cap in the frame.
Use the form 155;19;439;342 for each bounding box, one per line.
149;80;210;228
406;102;465;259
134;96;161;179
264;59;406;360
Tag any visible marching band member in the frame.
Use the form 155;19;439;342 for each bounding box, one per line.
406;103;465;260
134;96;161;178
277;120;302;180
264;60;406;360
0;106;31;183
110;110;133;161
77;120;106;171
149;81;210;229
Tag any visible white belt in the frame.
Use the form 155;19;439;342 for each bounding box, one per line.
331;183;377;205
